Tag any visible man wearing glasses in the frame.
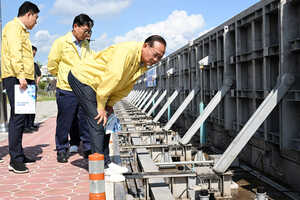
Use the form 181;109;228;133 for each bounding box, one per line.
48;14;93;163
68;35;166;181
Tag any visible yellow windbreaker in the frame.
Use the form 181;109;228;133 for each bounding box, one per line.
71;41;148;110
1;18;34;80
47;32;94;91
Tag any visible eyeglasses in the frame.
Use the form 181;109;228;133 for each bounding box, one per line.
149;47;164;60
82;29;92;35
79;26;92;35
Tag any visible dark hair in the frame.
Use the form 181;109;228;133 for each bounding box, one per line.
32;45;37;51
18;1;40;17
144;35;166;47
72;14;94;29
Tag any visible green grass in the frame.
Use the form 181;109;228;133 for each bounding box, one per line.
37;91;56;102
37;95;56;102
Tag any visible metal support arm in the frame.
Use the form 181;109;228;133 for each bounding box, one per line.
179;78;233;145
213;73;295;174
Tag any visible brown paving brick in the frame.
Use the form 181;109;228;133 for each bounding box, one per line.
75;180;89;187
13;190;42;197
25;177;53;184
33;195;45;199
21;183;48;191
55;171;80;176
0;192;11;198
70;194;89;200
0;184;19;190
5;172;30;177
47;182;75;189
0;117;95;199
73;186;89;194
0;198;11;200
0;165;9;170
38;164;63;169
28;173;56;179
40;197;69;200
42;188;73;195
54;176;81;182
1;178;26;184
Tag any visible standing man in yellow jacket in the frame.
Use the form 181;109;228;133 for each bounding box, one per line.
1;1;39;174
48;14;93;163
68;35;166;177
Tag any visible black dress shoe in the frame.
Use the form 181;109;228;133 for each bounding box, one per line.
83;150;92;159
23;156;36;163
57;151;68;163
24;127;33;133
29;126;38;131
32;124;39;128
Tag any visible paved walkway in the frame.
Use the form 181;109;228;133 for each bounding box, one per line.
0;101;58;142
0;101;92;200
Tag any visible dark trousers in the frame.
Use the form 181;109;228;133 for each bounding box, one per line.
68;72;111;166
24;114;35;128
3;77;35;162
69;104;90;150
55;88;90;153
69;107;80;146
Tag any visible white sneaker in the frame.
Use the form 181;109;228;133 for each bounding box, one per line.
69;145;78;153
106;174;125;182
104;162;128;175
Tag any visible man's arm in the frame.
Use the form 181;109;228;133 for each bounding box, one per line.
47;40;62;76
5;25;27;88
94;47;132;125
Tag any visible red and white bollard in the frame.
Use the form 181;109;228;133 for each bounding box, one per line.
89;153;105;200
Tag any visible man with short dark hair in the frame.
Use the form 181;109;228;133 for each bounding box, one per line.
1;1;39;173
68;35;166;181
24;45;41;133
48;13;93;163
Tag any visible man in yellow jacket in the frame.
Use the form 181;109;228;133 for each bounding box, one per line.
47;14;93;163
68;35;166;177
1;1;39;174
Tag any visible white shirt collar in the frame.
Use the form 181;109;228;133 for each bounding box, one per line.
72;33;83;45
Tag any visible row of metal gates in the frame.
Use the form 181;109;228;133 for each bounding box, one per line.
130;0;300;198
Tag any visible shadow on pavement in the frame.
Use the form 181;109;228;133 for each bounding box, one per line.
71;158;89;171
0;144;49;161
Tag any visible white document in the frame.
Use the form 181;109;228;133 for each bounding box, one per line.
14;85;36;114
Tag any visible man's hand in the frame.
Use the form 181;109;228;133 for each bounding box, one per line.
19;78;27;90
94;108;108;126
105;105;114;117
